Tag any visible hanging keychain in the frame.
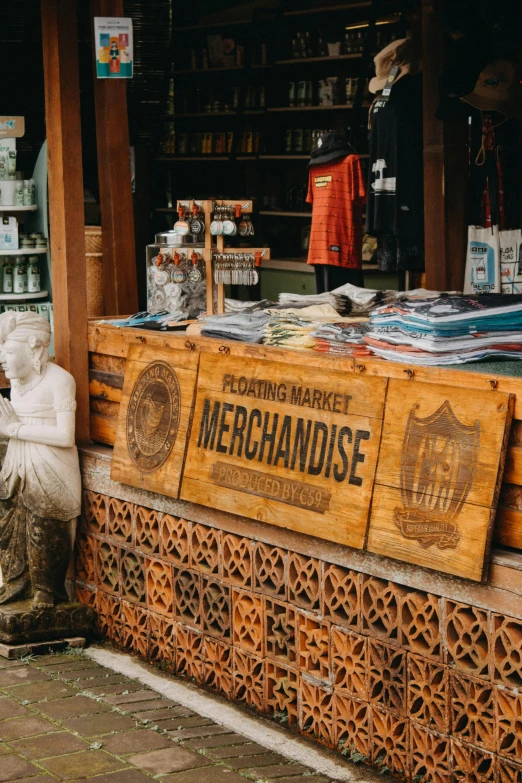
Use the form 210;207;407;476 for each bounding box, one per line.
172;252;187;283
173;205;190;236
190;202;205;236
189;251;202;283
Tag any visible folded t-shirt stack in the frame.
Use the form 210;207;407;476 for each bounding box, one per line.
365;294;522;365
312;322;372;356
200;308;270;343
264;303;345;350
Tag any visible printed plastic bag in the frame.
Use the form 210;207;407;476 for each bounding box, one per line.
500;229;522;293
463;225;500;295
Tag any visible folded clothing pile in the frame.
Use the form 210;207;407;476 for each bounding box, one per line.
264;303;345;350
199;308;270;343
279;283;398;317
312;322;372;356
365;294;522;365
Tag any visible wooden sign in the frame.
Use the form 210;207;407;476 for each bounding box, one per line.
0;117;24;139
111;345;199;498
367;380;514;582
180;354;388;548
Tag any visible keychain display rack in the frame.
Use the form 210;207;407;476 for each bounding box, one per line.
176;198;270;315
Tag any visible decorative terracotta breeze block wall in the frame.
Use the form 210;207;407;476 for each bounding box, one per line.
76;490;522;783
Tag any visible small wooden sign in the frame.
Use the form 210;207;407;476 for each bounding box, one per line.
367;380;514;582
111;344;199;498
0;117;24;139
180;354;388;548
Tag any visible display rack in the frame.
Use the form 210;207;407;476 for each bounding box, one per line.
176;199;270;315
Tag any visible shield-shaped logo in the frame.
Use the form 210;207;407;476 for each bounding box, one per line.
394;401;480;549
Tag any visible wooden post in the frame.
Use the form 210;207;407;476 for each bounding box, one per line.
90;0;138;316
422;0;468;291
41;0;90;443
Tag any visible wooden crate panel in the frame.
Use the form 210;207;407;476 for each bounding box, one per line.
111;344;199;498
494;507;522;550
181;353;388;549
368;380;513;582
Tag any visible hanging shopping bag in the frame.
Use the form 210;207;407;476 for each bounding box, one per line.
463;225;501;295
499;229;522;293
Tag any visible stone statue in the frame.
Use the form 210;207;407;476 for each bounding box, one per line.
0;311;81;610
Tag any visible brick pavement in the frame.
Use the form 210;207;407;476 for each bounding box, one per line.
0;651;345;782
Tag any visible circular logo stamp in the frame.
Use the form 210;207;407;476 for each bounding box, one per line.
127;361;181;473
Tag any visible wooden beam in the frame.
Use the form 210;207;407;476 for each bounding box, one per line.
91;0;138;316
422;0;468;291
41;0;90;443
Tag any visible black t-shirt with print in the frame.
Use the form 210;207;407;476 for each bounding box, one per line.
366;74;424;247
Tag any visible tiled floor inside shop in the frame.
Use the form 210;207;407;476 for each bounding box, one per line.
0;648;375;783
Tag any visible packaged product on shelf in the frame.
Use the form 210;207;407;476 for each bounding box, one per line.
27;256;40;293
38;302;51;321
0;138;15;181
7;151;16;177
23;179;35;206
2;258;13;293
13;256;27;294
0;217;18;250
0;154;6;180
13;180;24;206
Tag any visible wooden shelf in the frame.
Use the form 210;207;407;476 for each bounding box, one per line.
0;247;47;256
276;54;362;64
170;65;268;76
260;210;311;217
267;103;368;112
0;205;38;212
173;18;251;32
0;290;48;301
259;154;309;160
284;2;371;15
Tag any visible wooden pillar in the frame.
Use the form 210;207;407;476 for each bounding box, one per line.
41;0;90;443
91;0;138;316
422;0;468;291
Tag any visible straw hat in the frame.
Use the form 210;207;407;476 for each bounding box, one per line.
369;38;415;94
461;59;519;117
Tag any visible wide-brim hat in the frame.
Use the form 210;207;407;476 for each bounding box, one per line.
461;59;519;117
369;38;416;94
309;131;352;167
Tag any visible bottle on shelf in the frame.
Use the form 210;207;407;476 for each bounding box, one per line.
2;258;13;294
27;256;40;293
317;35;328;58
13;256;27;294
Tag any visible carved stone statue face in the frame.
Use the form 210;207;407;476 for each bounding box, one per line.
0;338;33;381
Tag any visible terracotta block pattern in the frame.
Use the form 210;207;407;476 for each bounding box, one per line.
135;506;160;555
204;638;233;697
408;653;450;733
120;550;146;605
233;589;263;654
265;598;297;665
96;591;121;645
322;563;360;631
233;649;265;712
288;553;321;612
121;600;148;657
174;568;201;629
331;627;368;700
445;600;490;679
497;688;522;760
451;740;495;783
107;497;133;545
222;533;252;588
493;614;522;690
361;576;403;645
95;541;120;595
146;559;174;617
450;671;495;751
400;588;441;660
190;524;221;576
176;625;204;682
300;678;334;748
75;533;96;585
254;542;287;598
160;514;190;565
368;639;407;716
266;661;299;726
202;577;231;639
334;692;370;760
78;496;522;783
148;612;175;667
83;490;107;536
371;706;409;778
409;723;451;783
298;614;330;682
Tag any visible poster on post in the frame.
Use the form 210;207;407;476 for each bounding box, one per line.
94;17;133;78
